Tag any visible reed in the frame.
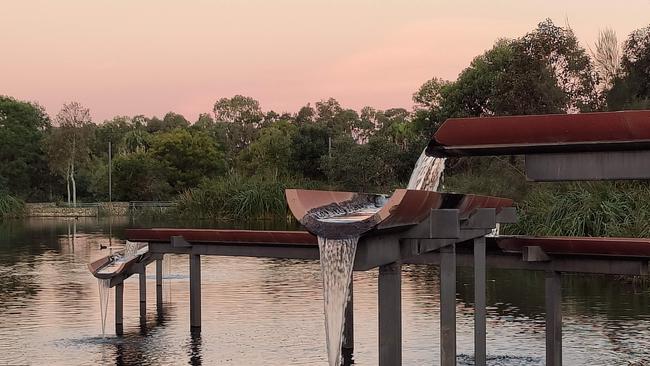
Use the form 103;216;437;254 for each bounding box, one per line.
505;181;650;237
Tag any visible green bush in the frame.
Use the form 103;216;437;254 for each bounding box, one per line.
0;193;25;218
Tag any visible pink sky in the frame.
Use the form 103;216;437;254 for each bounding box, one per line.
2;0;649;122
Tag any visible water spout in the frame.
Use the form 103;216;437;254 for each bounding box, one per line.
97;278;110;335
407;148;446;191
318;236;358;366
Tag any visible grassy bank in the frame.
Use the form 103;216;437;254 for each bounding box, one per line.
0;193;25;219
173;175;328;220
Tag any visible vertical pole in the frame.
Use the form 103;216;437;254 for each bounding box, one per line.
474;237;487;366
440;244;456;366
378;261;401;366
545;271;562;366
115;282;123;336
342;276;354;351
190;254;202;331
139;264;146;324
156;258;163;314
108;141;112;204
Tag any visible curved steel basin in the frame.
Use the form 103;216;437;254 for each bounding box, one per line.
286;189;513;239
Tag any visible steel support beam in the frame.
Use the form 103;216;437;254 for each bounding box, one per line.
545;271;562;366
474;237;487;366
156;258;163;314
343;277;354;351
139;264;146;324
190;254;202;331
379;261;401;366
440;244;456;366
526;150;650;181
115;282;124;336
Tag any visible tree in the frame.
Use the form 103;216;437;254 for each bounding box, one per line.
290;123;329;180
608;25;650;110
519;19;601;112
150;129;225;191
295;104;315;125
112;152;172;201
413;77;451;110
49;102;93;205
145;113;189;133
213;95;263;125
0;96;51;200
237;121;297;178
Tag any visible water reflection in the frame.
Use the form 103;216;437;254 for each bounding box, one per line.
1;217;650;365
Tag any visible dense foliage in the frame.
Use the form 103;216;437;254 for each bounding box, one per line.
2;20;650;236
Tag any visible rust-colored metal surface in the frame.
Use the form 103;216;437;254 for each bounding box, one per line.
87;255;141;279
427;110;650;157
495;236;650;258
125;228;318;246
286;189;513;238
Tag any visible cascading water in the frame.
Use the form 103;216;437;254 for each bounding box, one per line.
318;236;358;366
315;148;447;365
97;278;110;335
407;148;446;191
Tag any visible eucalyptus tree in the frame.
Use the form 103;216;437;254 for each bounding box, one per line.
48;102;93;206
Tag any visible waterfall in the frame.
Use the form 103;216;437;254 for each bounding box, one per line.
313;148;447;365
97;278;111;335
318;236;358;366
407;148;446;191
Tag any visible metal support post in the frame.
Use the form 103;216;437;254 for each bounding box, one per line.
474;237;487;366
139;264;146;324
156;258;163;314
190;254;202;331
545;271;562;366
343;277;354;351
379;261;401;366
115;282;123;335
440;244;456;366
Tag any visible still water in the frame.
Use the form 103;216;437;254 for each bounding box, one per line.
1;217;650;365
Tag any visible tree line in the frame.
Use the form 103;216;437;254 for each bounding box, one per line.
2;20;650;227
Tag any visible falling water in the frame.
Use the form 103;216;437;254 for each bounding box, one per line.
123;241;140;259
315;148;446;365
318;236;358;366
407;148;446;191
97;278;110;335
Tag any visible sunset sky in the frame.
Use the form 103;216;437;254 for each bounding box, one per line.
2;0;649;121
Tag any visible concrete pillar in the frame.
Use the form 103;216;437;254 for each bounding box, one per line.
379;261;401;366
115;282;124;336
343;277;354;351
190;254;202;331
474;237;487;366
139;264;146;324
156;258;163;314
440;244;456;366
545;271;562;366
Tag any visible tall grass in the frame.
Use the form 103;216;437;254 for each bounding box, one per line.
0;193;25;219
505;181;650;237
174;175;326;220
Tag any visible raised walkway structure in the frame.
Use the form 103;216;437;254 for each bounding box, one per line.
89;110;650;366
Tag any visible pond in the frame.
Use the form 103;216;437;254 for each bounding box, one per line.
1;217;650;365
